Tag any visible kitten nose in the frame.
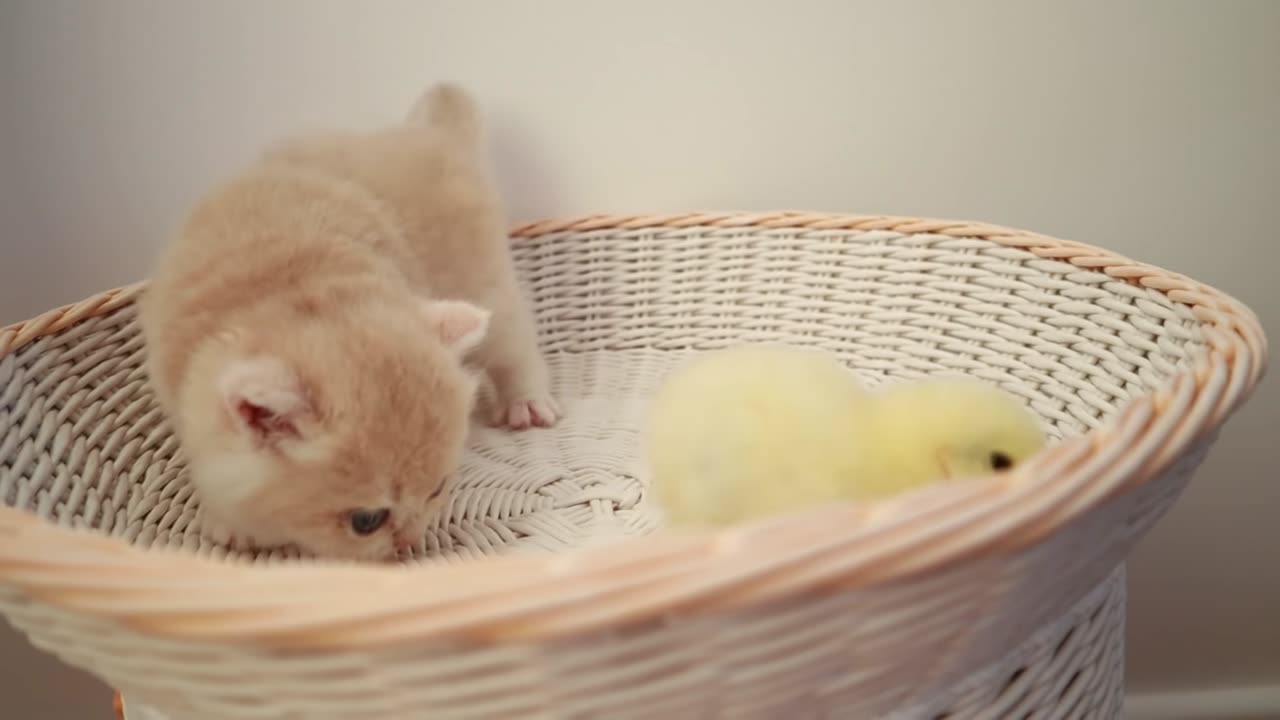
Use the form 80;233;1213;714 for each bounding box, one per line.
393;534;416;560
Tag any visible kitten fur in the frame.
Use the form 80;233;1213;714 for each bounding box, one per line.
138;83;558;563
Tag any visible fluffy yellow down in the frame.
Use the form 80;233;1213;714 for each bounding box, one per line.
646;345;1047;528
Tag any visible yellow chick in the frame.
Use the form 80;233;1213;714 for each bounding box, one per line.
646;345;1047;528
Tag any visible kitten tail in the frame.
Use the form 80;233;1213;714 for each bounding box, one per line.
408;82;482;148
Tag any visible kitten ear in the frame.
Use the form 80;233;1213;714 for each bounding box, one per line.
218;357;313;445
419;299;491;355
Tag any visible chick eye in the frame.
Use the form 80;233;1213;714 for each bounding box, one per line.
989;452;1013;471
349;508;390;535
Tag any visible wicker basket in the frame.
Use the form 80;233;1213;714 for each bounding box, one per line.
0;212;1266;720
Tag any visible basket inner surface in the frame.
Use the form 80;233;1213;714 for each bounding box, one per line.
0;227;1208;565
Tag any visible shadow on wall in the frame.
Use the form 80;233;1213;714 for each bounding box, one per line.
0;620;109;718
488;107;569;226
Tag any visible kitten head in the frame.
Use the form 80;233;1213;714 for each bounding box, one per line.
182;297;490;562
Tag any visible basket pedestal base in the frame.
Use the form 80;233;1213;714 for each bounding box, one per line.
890;565;1126;718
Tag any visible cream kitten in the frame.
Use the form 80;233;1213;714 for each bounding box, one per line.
138;83;558;562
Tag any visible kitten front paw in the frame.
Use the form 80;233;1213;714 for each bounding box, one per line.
490;394;561;430
199;516;243;548
198;511;272;551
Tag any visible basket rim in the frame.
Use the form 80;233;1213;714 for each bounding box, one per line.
0;210;1267;652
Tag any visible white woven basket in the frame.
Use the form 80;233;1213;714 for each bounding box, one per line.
0;212;1266;720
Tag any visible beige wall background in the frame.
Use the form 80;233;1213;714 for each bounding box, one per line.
1;0;1276;717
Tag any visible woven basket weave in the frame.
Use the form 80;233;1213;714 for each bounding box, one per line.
0;212;1266;719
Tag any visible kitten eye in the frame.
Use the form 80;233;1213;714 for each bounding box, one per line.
349;508;390;535
428;485;444;500
989;452;1013;471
